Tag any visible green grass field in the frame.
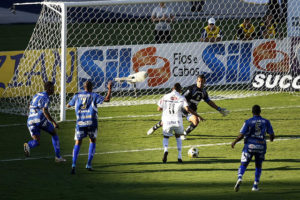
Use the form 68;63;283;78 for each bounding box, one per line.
0;93;300;200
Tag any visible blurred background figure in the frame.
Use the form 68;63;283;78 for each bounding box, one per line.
200;17;222;42
236;18;256;40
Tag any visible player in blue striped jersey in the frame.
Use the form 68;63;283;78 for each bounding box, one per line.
67;80;112;174
232;105;275;192
24;81;66;162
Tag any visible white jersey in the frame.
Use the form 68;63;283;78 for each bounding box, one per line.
152;6;173;31
158;90;188;129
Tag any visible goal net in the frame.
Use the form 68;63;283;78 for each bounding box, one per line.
0;0;299;121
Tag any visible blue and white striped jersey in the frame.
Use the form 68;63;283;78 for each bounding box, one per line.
68;91;104;128
27;92;50;126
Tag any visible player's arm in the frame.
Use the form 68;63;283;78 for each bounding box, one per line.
103;81;112;102
231;133;244;148
157;106;163;112
206;100;229;116
184;106;204;122
43;107;58;128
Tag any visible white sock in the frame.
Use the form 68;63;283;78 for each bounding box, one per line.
176;137;182;159
163;137;169;152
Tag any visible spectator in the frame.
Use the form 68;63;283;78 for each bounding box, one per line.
259;14;277;39
236;18;256;40
200;18;222;42
151;2;175;44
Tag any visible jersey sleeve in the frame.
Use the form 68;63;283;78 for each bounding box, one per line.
203;90;210;103
157;97;164;108
68;94;77;107
95;94;105;105
182;86;192;98
183;97;188;108
240;121;249;135
39;96;49;109
266;120;274;135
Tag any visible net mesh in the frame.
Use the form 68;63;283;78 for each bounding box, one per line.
0;0;299;120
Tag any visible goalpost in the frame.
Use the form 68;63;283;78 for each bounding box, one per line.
0;0;299;121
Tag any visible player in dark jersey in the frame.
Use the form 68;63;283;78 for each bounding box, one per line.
232;105;275;192
147;74;229;140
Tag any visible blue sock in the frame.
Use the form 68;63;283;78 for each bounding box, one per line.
87;142;96;166
28;140;39;148
51;135;61;158
238;164;247;179
72;144;81;167
255;168;262;182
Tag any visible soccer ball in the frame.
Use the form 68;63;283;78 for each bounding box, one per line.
188;147;199;158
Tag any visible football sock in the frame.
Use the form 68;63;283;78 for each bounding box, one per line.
163;137;169;152
87;142;96;166
238;164;247;179
72;144;81;167
176;137;182;159
255;168;262;182
28;139;39;148
51;135;61;158
153;121;162;130
185;123;197;134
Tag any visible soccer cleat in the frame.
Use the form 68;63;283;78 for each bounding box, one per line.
180;135;187;140
183;131;187;136
71;167;76;175
178;158;183;163
252;185;260;192
24;143;30;157
162;151;168;163
147;127;155;135
55;156;66;163
86;164;93;171
234;179;242;192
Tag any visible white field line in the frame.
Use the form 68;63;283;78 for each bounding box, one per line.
0;137;299;162
1;105;300;127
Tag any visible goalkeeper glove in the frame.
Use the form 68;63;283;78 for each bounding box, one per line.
217;107;229;116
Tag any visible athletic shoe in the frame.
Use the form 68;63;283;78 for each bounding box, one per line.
234;179;242;192
180;135;187;140
55;157;66;162
178;158;183;163
24;143;30;157
183;131;187;136
252;185;259;191
86;164;93;171
71;167;76;175
162;151;168;163
147;127;155;135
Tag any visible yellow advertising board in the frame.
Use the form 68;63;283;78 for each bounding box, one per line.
0;48;77;97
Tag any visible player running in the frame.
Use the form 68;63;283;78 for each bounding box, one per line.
24;81;66;162
158;83;204;163
232;105;275;192
147;74;229;140
67;80;112;174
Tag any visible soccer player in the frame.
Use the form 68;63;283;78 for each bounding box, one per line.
24;81;66;162
232;105;275;192
147;74;229;140
158;83;204;163
67;80;112;174
200;18;222;42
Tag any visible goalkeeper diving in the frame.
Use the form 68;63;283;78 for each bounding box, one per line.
147;74;229;140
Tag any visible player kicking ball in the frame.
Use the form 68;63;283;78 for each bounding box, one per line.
24;81;66;162
231;105;275;192
67;80;112;174
157;83;204;163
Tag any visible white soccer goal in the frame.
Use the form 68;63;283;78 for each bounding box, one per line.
0;0;299;121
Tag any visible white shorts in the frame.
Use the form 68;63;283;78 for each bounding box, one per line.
163;126;184;137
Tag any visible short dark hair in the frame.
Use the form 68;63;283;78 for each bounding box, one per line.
84;80;93;91
173;82;182;92
252;105;261;115
44;81;54;91
197;74;206;80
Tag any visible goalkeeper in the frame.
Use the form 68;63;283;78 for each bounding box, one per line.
147;74;229;140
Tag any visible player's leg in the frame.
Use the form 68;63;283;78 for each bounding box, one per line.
162;127;172;163
252;153;264;191
174;127;184;163
147;120;162;135
71;127;87;174
25;125;41;157
234;151;253;192
43;121;65;162
86;127;98;170
181;114;199;140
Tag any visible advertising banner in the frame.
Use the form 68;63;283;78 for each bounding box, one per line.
78;39;291;92
0;48;77;97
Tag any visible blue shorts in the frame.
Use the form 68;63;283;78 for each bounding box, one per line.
241;150;265;165
27;120;55;136
74;126;98;141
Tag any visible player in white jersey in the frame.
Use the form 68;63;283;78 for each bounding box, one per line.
158;83;204;163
